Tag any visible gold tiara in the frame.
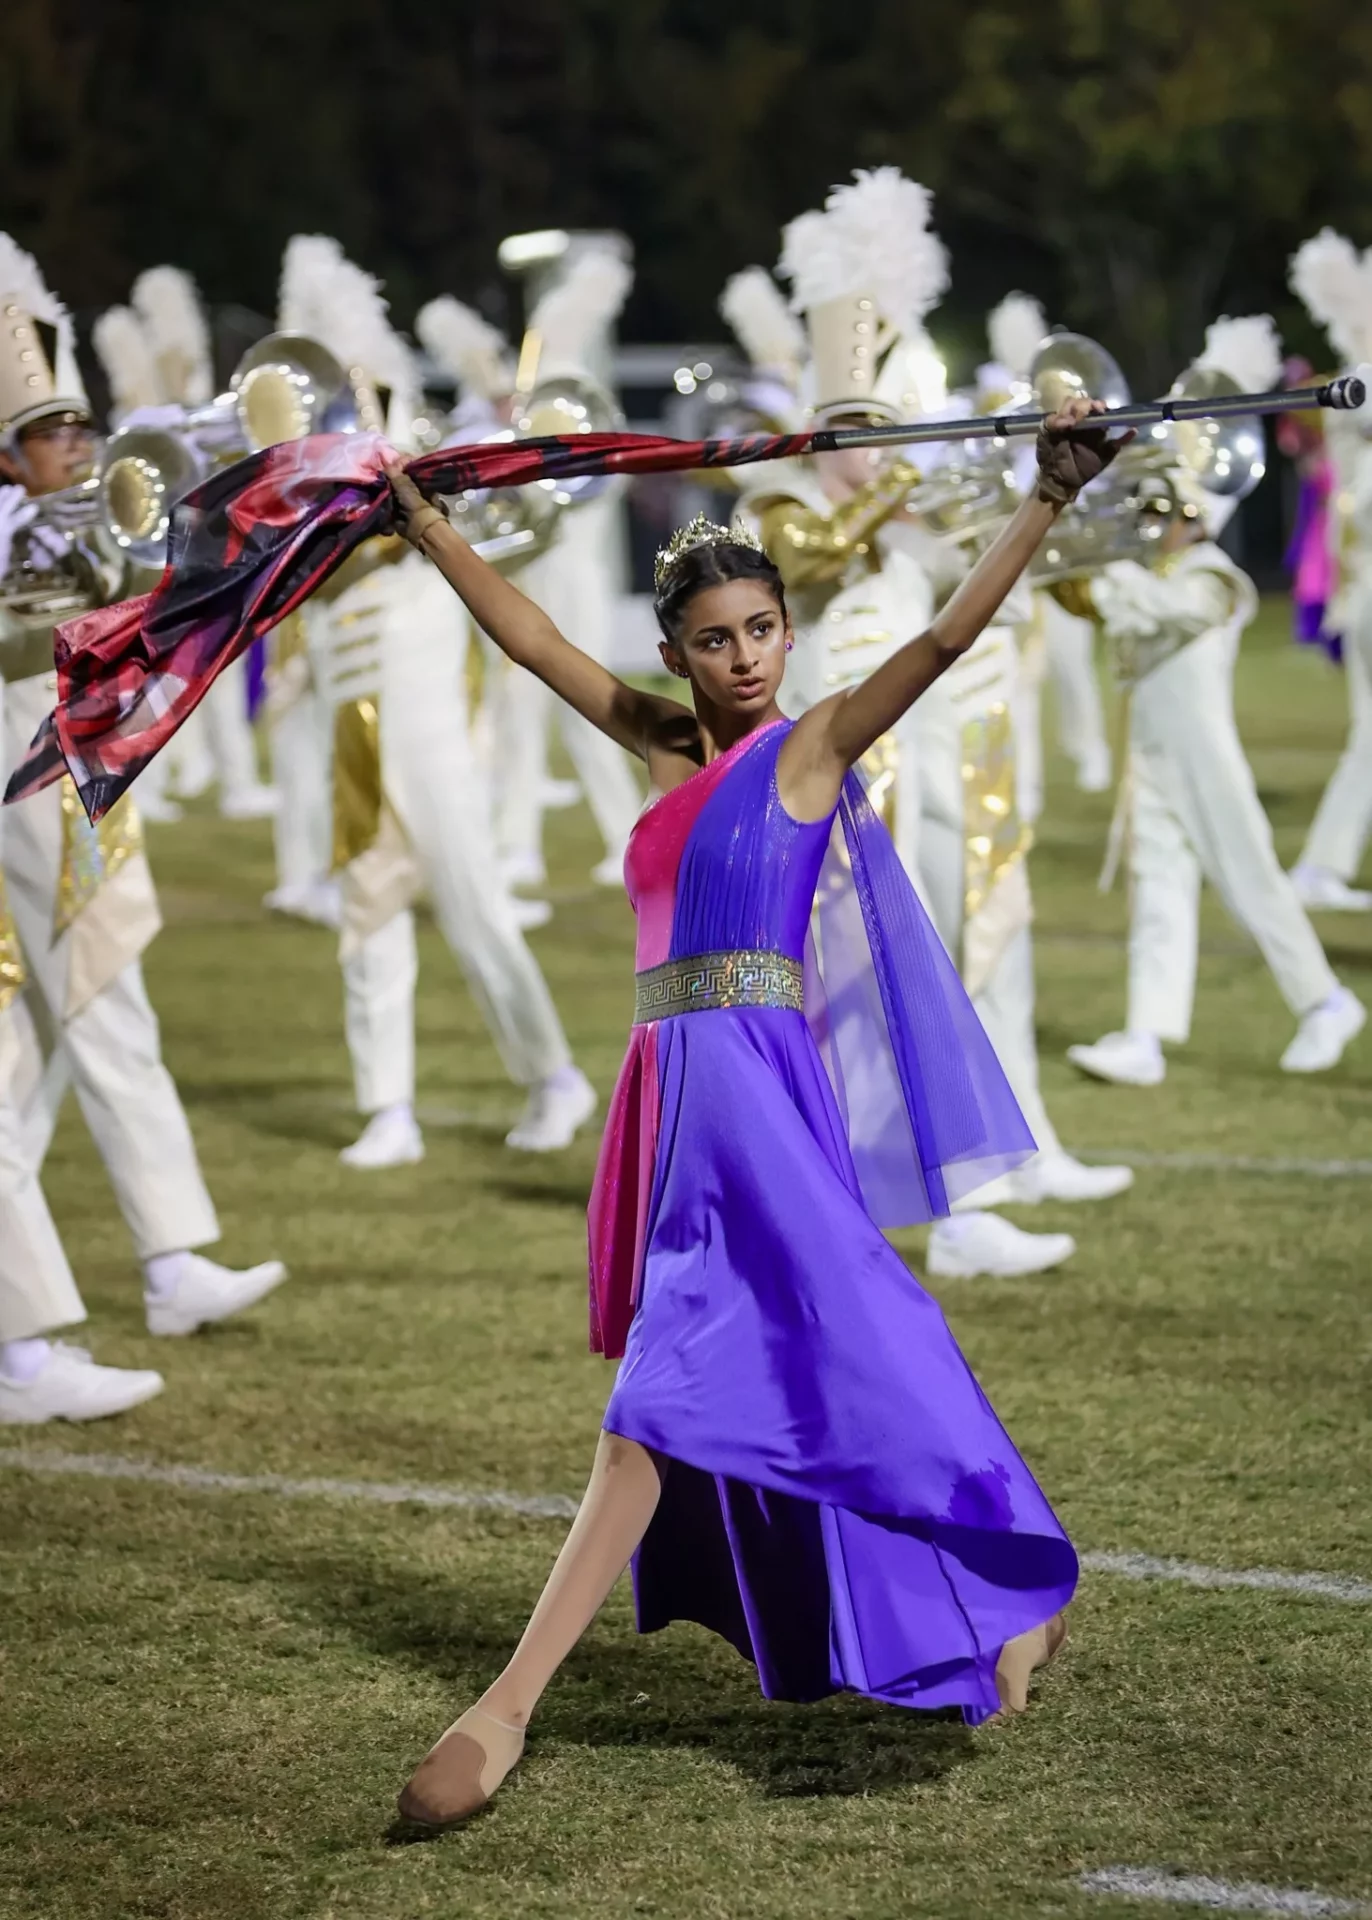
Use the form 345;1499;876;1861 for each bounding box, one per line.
653;512;764;590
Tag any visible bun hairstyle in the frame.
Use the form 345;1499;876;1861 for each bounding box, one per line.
652;533;788;644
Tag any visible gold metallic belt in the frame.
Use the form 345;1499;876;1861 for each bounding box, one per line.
633;948;804;1026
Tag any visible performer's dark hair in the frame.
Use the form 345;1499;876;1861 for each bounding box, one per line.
653;540;787;643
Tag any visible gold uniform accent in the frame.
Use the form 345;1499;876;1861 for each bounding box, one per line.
756;459;920;592
54;780;144;938
0;872;24;1011
633;949;804;1025
961;703;1032;923
332;696;384;870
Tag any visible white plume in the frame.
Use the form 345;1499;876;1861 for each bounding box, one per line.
0;232;64;321
529;246;632;377
1196;313;1282;392
719;267;806;376
276;233;416;394
93;306;165;416
987;293;1047;380
416;296;513;400
132;265;214;405
778;167;948;334
1290;228;1372;364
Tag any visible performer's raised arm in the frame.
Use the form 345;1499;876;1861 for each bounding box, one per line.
778;398;1131;818
382;454;682;763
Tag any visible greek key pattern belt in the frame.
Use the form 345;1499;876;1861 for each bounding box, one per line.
633;948;805;1026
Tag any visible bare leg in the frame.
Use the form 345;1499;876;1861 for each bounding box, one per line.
995;1612;1068;1716
398;1431;662;1826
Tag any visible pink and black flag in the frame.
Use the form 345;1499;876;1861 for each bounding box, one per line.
5;425;811;823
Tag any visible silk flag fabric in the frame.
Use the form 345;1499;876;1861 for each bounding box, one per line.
4;426;811;823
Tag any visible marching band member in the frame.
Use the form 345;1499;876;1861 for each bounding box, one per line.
487;238;644;893
260;237;346;929
1068;318;1365;1085
980;293;1113;812
1286;230;1372;911
93;271;278;825
739;171;1130;1282
282;237;596;1169
0;237;287;1413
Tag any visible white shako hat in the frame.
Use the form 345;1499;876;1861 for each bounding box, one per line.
1181;312;1283;538
0;233;91;441
277;234;419;445
777;166;948;424
977;291;1048;408
718;266;808;431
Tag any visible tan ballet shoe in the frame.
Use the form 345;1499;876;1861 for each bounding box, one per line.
994;1610;1068;1718
396;1705;526;1830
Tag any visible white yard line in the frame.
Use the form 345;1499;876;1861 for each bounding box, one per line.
3;1448;1370;1607
1078;1550;1372;1606
1079;1866;1369;1914
0;1446;576;1518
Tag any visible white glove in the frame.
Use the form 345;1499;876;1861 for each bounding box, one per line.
0;484;39;580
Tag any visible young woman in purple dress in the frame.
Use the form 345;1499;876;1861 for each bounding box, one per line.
382;396;1126;1829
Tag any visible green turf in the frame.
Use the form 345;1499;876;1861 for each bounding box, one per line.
3;599;1371;1919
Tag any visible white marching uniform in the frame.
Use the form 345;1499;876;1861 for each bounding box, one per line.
267;626;334;897
1298;435;1372;883
0;667;219;1341
490;493;642;879
308;548;572;1114
905;591;1064;1157
738;464;1061;1155
1094;544;1338;1040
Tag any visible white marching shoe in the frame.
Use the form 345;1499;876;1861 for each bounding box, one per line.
506;1067;597;1152
219;782;280;821
1075;742;1113;794
993;1150;1134;1205
591;849;628;889
540;777;582;811
340;1105;425;1170
1067;1030;1166;1087
510;895;553;932
137;791;184;826
500;849;547;892
144;1254;287;1338
0;1345;164;1424
927;1212;1075;1280
263;878;343;930
1280;987;1367;1074
1289;863;1372;912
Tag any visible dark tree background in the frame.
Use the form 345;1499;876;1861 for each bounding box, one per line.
3;0;1372;392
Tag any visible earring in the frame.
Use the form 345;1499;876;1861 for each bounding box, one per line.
784;640;794;653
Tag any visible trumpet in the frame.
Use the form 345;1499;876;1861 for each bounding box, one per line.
32;331;372;571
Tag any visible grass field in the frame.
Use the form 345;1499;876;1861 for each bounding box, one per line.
3;600;1371;1920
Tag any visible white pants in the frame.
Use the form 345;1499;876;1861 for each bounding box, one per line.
203;655;263;803
1043;594;1110;781
915;808;1061;1159
1299;589;1372;880
1;690;219;1267
0;1001;85;1342
494;504;642;872
339;590;573;1110
270;689;332;893
1126;631;1338;1040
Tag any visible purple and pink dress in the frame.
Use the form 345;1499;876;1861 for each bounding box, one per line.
587;719;1076;1725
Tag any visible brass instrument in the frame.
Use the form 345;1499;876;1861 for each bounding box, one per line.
1165;363;1266;499
438;368;625;562
31;331;367;571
